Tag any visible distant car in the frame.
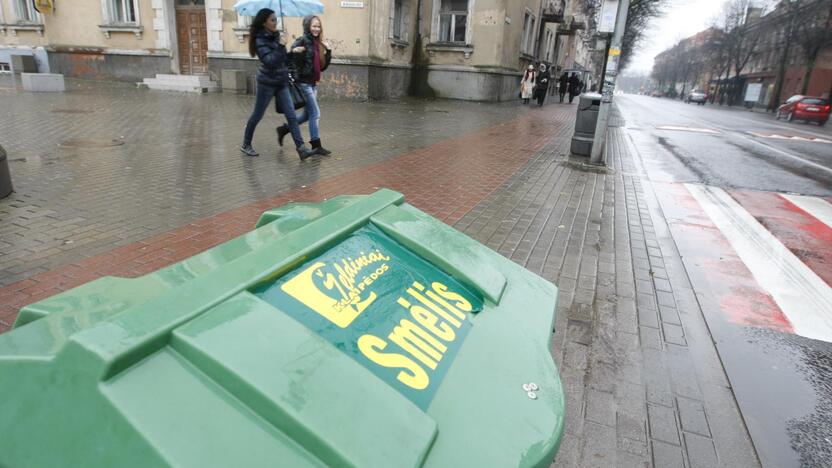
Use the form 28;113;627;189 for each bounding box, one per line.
650;90;663;97
776;95;830;126
685;90;707;105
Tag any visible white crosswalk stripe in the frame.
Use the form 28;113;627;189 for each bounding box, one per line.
686;184;832;342
780;194;832;229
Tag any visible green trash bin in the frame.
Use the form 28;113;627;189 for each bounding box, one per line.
0;189;564;468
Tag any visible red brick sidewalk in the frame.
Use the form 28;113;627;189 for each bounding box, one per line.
0;105;572;332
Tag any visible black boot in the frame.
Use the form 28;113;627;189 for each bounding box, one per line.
276;124;289;147
297;144;315;160
310;138;332;156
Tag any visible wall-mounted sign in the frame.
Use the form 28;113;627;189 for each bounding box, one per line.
340;1;364;7
599;0;619;33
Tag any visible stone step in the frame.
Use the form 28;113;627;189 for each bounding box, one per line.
153;74;214;86
138;77;219;94
139;74;219;94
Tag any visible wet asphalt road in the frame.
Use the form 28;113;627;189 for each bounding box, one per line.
617;94;832;198
617;95;832;468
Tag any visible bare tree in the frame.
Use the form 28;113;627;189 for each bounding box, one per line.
718;0;761;105
703;27;730;103
769;0;802;110
620;0;668;69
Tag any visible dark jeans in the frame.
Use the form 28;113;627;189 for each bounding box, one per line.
559;90;566;103
536;88;547;106
243;82;303;148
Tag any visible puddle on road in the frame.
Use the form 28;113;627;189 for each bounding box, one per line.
58;138;125;149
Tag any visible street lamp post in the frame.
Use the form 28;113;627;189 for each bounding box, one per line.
590;0;631;165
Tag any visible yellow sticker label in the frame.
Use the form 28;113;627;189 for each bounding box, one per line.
281;250;391;328
609;47;621;56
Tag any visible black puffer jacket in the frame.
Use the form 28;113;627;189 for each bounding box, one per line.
254;30;289;87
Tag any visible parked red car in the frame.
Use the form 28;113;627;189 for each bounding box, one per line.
775;95;830;126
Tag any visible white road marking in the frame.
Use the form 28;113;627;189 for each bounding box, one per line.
734;133;832;177
656;125;720;134
748;131;832;144
686;184;832;343
628;95;832;140
780;194;832;229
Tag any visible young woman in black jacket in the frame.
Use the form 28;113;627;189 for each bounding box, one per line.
277;15;332;155
241;9;314;159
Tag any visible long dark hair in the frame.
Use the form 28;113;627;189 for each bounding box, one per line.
248;8;275;57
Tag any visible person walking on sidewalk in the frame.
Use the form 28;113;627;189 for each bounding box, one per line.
277;15;332;156
534;64;549;107
520;65;536;105
568;73;582;103
558;72;568;103
241;9;314;160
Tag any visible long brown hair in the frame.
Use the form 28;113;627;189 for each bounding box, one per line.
248;8;275;58
303;15;327;57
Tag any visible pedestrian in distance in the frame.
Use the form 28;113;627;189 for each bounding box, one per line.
568;73;581;103
520;65;536;105
277;15;333;156
558;72;568;103
534;64;549;107
241;8;315;160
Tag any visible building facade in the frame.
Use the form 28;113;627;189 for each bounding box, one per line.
738;0;832;108
651;0;831;106
0;0;595;100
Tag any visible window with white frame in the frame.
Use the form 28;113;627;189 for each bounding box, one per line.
15;0;38;22
438;0;468;43
521;11;536;54
105;0;138;24
392;0;404;40
545;30;554;61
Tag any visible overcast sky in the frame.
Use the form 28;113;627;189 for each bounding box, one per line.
626;0;727;74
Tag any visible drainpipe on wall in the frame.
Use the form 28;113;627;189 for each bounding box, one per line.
408;0;435;97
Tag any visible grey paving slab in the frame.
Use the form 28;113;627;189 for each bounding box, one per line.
454;107;760;467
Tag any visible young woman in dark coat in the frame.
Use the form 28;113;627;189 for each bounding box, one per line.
558;73;569;103
534;64;549;106
277;15;332;155
241;9;314;159
568;73;582;103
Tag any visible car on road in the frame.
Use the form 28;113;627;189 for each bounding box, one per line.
775;95;830;126
685;90;708;105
